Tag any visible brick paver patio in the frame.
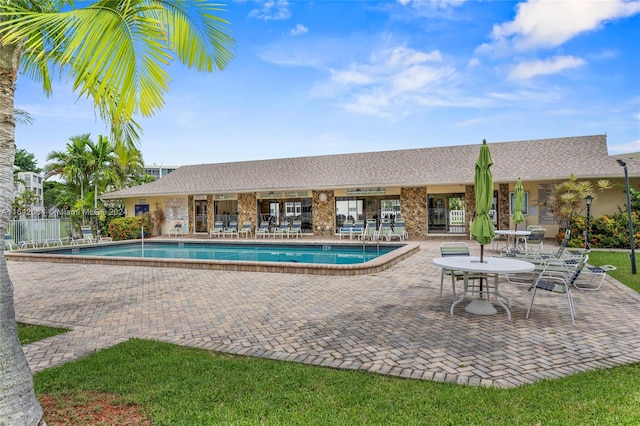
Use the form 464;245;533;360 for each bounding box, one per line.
10;239;640;388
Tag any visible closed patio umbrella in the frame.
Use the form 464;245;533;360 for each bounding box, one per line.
470;139;495;254
468;139;496;315
513;178;525;231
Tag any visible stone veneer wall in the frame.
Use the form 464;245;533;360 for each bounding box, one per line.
465;185;475;238
312;190;335;235
401;187;427;238
187;195;194;234
237;193;257;228
207;195;213;233
498;183;510;230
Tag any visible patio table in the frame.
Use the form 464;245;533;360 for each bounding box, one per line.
432;256;535;320
494;229;530;250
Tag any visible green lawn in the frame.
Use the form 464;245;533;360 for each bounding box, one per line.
17;323;69;345
588;250;640;293
24;252;640;424
34;338;640;425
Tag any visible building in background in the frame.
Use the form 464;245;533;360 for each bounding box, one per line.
14;170;45;217
144;164;178;180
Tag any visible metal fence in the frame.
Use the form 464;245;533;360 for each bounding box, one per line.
8;218;71;244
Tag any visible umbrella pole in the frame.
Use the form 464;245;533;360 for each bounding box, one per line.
479;245;484;296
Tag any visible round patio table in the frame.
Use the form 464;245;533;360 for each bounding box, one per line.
432;256;535;320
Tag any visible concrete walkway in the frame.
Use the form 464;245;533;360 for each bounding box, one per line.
11;239;640;388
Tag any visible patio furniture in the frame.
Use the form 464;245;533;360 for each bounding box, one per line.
526;255;588;326
273;222;289;239
256;221;271;239
575;263;616;291
363;219;379;241
389;220;407;241
4;233;17;250
81;226;96;244
290;220;302;239
523;229;545;251
168;221;183;237
378;220;392;241
438;242;482;301
238;221;253;238
338;222;353;239
210;221;224;238
224;221;239;238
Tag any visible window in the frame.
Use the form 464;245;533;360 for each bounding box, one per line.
510;191;529;215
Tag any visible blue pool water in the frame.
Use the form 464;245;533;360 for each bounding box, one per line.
49;242;400;265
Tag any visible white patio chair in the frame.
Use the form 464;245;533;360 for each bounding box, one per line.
526;255;588;326
255;221;271;239
210;221;224;238
238;221;253;238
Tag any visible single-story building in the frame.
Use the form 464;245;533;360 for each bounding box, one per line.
102;134;639;239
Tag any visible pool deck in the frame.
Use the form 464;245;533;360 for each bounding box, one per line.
10;237;640;388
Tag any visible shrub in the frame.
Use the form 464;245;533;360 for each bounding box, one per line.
561;211;640;249
108;215;152;241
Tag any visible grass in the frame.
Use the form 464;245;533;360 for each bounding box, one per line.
25;253;640;424
17;323;70;345
34;338;640;425
588;250;640;293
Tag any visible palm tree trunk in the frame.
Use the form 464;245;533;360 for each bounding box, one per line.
0;42;45;425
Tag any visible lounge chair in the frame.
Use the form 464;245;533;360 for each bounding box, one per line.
224;221;239;238
378;220;392;241
80;226;95;244
526;255;588;326
389;221;407;241
273;222;289;239
338;222;353;239
351;221;365;240
4;233;17;250
363;219;379;241
210;221;224;238
255;221;271;239
238;221;253;238
290;220;302;239
574;263;616;291
168;221;184;237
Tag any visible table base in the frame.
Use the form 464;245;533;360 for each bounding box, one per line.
465;298;498;315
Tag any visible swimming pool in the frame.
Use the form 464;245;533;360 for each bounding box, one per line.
7;239;419;276
50;241;397;264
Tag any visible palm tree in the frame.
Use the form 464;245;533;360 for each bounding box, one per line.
45;134;93;202
87;135;122;209
0;2;234;423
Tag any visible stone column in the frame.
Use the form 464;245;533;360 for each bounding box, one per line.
187;195;194;234
498;183;510;230
237;193;257;228
401;187;427;238
312;190;335;235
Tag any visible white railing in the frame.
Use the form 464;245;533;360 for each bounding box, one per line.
8;218;70;244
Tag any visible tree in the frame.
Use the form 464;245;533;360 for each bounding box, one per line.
14;148;40;173
0;2;234;424
546;174;612;229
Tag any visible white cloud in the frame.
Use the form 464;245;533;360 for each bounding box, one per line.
290;24;308;36
482;0;640;53
608;139;640;154
310;45;456;116
249;0;291;21
508;55;586;80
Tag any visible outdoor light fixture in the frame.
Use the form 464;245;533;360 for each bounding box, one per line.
584;195;593;250
616;159;637;274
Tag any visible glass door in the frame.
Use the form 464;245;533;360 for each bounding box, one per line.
194;200;208;233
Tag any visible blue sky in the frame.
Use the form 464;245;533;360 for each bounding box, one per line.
14;0;640;170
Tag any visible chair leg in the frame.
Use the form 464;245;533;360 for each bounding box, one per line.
567;291;576;326
526;287;537;319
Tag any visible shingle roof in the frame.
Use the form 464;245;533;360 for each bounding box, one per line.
103;134;639;199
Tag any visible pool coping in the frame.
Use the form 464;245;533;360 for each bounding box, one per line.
5;239;420;276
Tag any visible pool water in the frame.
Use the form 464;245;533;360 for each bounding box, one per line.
51;242;399;265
